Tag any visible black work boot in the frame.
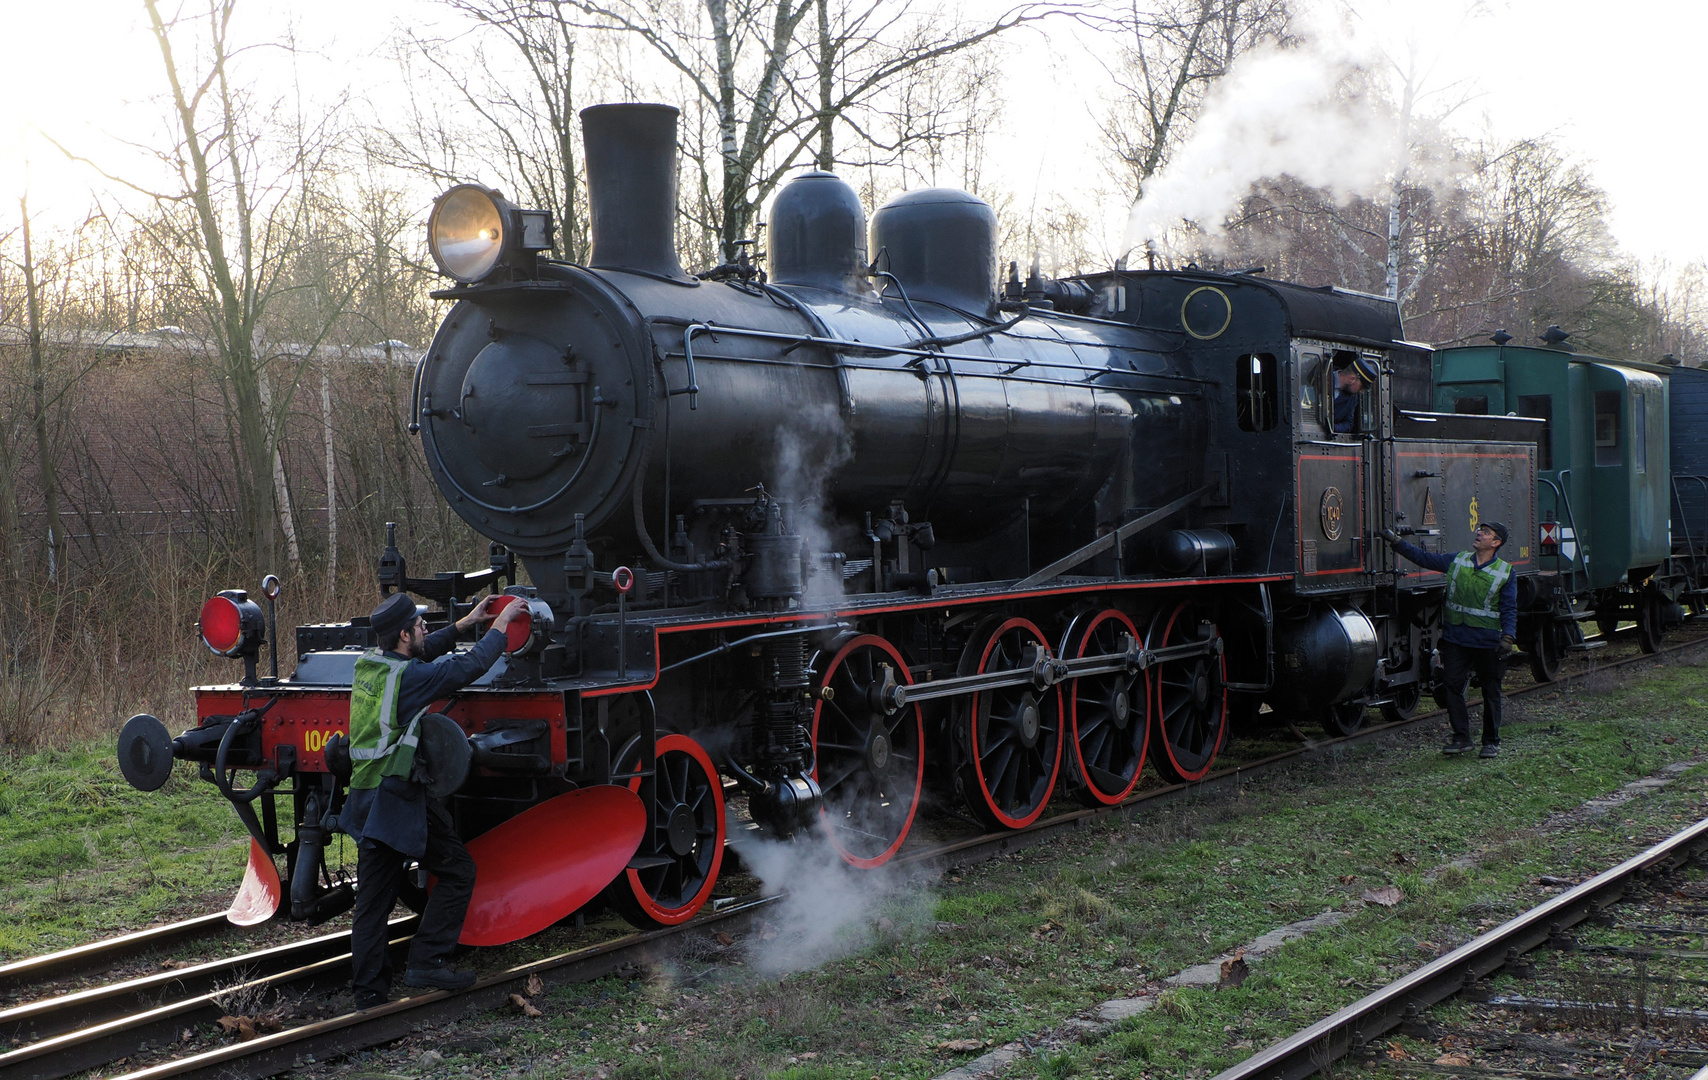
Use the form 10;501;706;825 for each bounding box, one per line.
403;958;477;992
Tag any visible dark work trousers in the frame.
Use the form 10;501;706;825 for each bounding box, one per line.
350;798;476;1001
1438;639;1505;746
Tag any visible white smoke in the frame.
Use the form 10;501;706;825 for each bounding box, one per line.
736;828;934;976
1119;2;1474;261
771;403;853;606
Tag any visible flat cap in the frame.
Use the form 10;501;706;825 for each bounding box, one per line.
370;592;420;642
1480;521;1509;546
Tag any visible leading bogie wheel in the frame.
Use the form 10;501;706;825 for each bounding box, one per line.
1378;683;1421;724
1319;699;1368;738
1146;602;1228;782
955;616;1063;830
811;633;926;868
1061;609;1149;807
609;732;725;929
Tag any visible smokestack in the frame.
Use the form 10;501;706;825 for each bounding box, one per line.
580;103;689;280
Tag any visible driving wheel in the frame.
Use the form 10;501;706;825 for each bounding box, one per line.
1146;601;1227;782
1062;609;1149;807
811;633;926;868
609;732;725;928
955;616;1063;830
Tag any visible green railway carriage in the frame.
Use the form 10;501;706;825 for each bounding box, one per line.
1671;363;1708;615
1434;341;1673;670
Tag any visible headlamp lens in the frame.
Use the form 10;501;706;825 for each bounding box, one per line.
430;185;508;282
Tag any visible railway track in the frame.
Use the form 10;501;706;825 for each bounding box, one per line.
2;624;1701;1080
1216;811;1708;1080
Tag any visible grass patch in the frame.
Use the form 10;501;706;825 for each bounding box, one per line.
454;650;1708;1080
0;746;255;958
14;647;1708;1080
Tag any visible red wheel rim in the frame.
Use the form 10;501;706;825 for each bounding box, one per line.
966;617;1063;829
811;634;926;868
1068;610;1148;805
1149;602;1227;782
620;733;725;925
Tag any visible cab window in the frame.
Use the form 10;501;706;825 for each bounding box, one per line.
1326;350;1373;434
1236;353;1277;432
1299;351;1322;419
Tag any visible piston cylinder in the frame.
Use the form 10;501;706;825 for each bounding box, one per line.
1271;606;1379;710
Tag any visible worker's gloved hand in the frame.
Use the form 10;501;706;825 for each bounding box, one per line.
1498;634;1517;658
1379;527;1401;544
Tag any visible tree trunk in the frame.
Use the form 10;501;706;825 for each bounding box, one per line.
1385;59;1417;302
257;372;301;571
816;0;834;169
21;199;66;583
557;30;581;264
322;362;337;586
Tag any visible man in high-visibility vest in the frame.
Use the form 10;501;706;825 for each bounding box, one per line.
346;590;524;1010
1380;521;1518;758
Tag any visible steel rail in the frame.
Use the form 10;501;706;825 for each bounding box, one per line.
19;627;1704;1080
0;916;418;1044
1210;814;1708;1080
0;918;418;1080
0;915;230;996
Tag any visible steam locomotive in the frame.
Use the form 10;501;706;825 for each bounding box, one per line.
117;102;1542;942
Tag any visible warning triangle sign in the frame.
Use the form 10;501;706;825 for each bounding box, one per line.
1422;489;1438;526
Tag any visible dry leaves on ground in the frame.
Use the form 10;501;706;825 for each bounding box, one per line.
1435;1053;1473;1065
1219;950;1249;988
936;1039;985;1052
1362;885;1405;907
508;994;542;1018
216;1015;282;1041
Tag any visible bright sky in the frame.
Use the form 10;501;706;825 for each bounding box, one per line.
4;0;1705;273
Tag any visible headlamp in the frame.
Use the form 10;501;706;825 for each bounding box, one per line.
199;590;266;658
428;184;555;284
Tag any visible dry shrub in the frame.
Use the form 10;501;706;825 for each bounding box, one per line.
0;524;488;753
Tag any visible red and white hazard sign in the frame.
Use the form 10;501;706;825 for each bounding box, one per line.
1540;522;1560;547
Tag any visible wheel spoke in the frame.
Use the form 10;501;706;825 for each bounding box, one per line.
820;759;864;795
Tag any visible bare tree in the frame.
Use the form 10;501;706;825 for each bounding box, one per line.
54;0;353;572
1100;0;1289;199
555;0;1061;261
379;0;593;263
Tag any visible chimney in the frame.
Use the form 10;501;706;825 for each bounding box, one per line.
580;103;689;280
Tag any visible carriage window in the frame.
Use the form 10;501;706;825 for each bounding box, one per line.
1632;390;1647;474
1454;396;1488;415
1517;394;1554;470
1594;390;1621;466
1236;353;1277;432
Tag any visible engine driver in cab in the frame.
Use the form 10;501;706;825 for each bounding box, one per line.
346;591;524;1009
1332;354;1378;433
1380;522;1518;758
